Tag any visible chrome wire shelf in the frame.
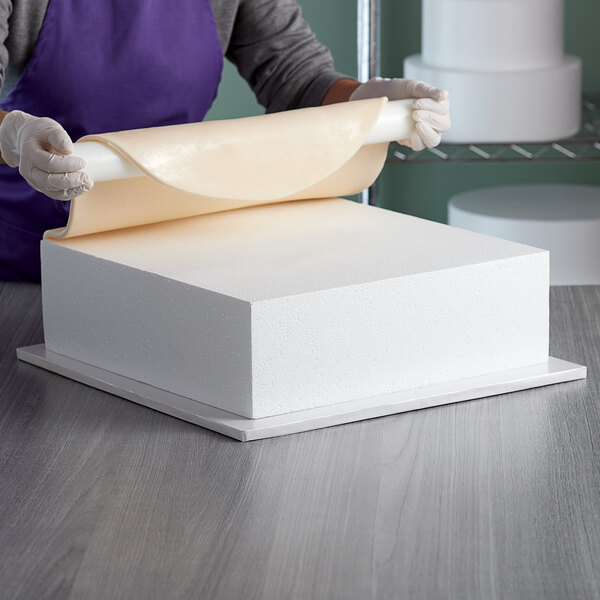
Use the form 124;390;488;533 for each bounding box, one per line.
389;94;600;164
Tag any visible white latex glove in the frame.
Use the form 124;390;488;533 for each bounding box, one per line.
0;110;93;200
350;78;451;151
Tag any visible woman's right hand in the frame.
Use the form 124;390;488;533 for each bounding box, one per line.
0;110;93;200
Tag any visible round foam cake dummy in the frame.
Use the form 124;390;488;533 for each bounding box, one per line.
46;97;390;239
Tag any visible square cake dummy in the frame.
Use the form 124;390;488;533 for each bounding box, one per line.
29;99;560;425
41;198;549;419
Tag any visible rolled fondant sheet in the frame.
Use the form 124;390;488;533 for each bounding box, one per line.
47;97;389;239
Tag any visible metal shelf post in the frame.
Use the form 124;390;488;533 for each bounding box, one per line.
358;0;381;206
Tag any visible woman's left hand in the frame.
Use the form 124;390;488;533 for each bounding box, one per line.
350;77;451;151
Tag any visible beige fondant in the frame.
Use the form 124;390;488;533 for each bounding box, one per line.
47;98;389;239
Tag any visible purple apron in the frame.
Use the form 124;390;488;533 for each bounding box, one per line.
0;0;223;280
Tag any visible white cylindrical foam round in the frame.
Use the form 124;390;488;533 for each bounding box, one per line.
404;54;581;143
422;0;564;72
448;184;600;285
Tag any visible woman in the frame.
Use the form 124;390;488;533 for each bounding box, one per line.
0;0;450;281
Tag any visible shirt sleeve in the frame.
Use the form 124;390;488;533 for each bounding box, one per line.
0;0;11;93
225;0;347;113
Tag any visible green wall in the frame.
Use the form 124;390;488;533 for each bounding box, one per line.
206;0;356;120
207;0;600;223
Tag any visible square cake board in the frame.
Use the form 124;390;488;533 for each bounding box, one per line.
17;344;586;442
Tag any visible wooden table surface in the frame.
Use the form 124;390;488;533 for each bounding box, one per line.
1;282;599;600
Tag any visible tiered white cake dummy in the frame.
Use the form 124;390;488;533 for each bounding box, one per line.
17;100;585;440
404;0;582;142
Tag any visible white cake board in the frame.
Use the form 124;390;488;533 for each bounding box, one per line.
17;344;586;442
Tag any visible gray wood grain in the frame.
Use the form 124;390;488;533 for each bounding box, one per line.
0;282;599;600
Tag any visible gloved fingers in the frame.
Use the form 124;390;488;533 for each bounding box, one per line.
398;126;439;152
348;77;387;101
350;77;449;104
29;168;92;192
401;80;446;101
409;134;426;152
25;167;93;199
27;143;86;173
45;125;75;156
398;130;426;152
415;122;442;149
435;88;449;102
413;109;451;133
32;181;93;201
18;117;74;153
412;97;450;115
47;183;94;201
25;180;92;201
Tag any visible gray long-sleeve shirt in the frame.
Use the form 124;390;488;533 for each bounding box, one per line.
0;0;345;112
